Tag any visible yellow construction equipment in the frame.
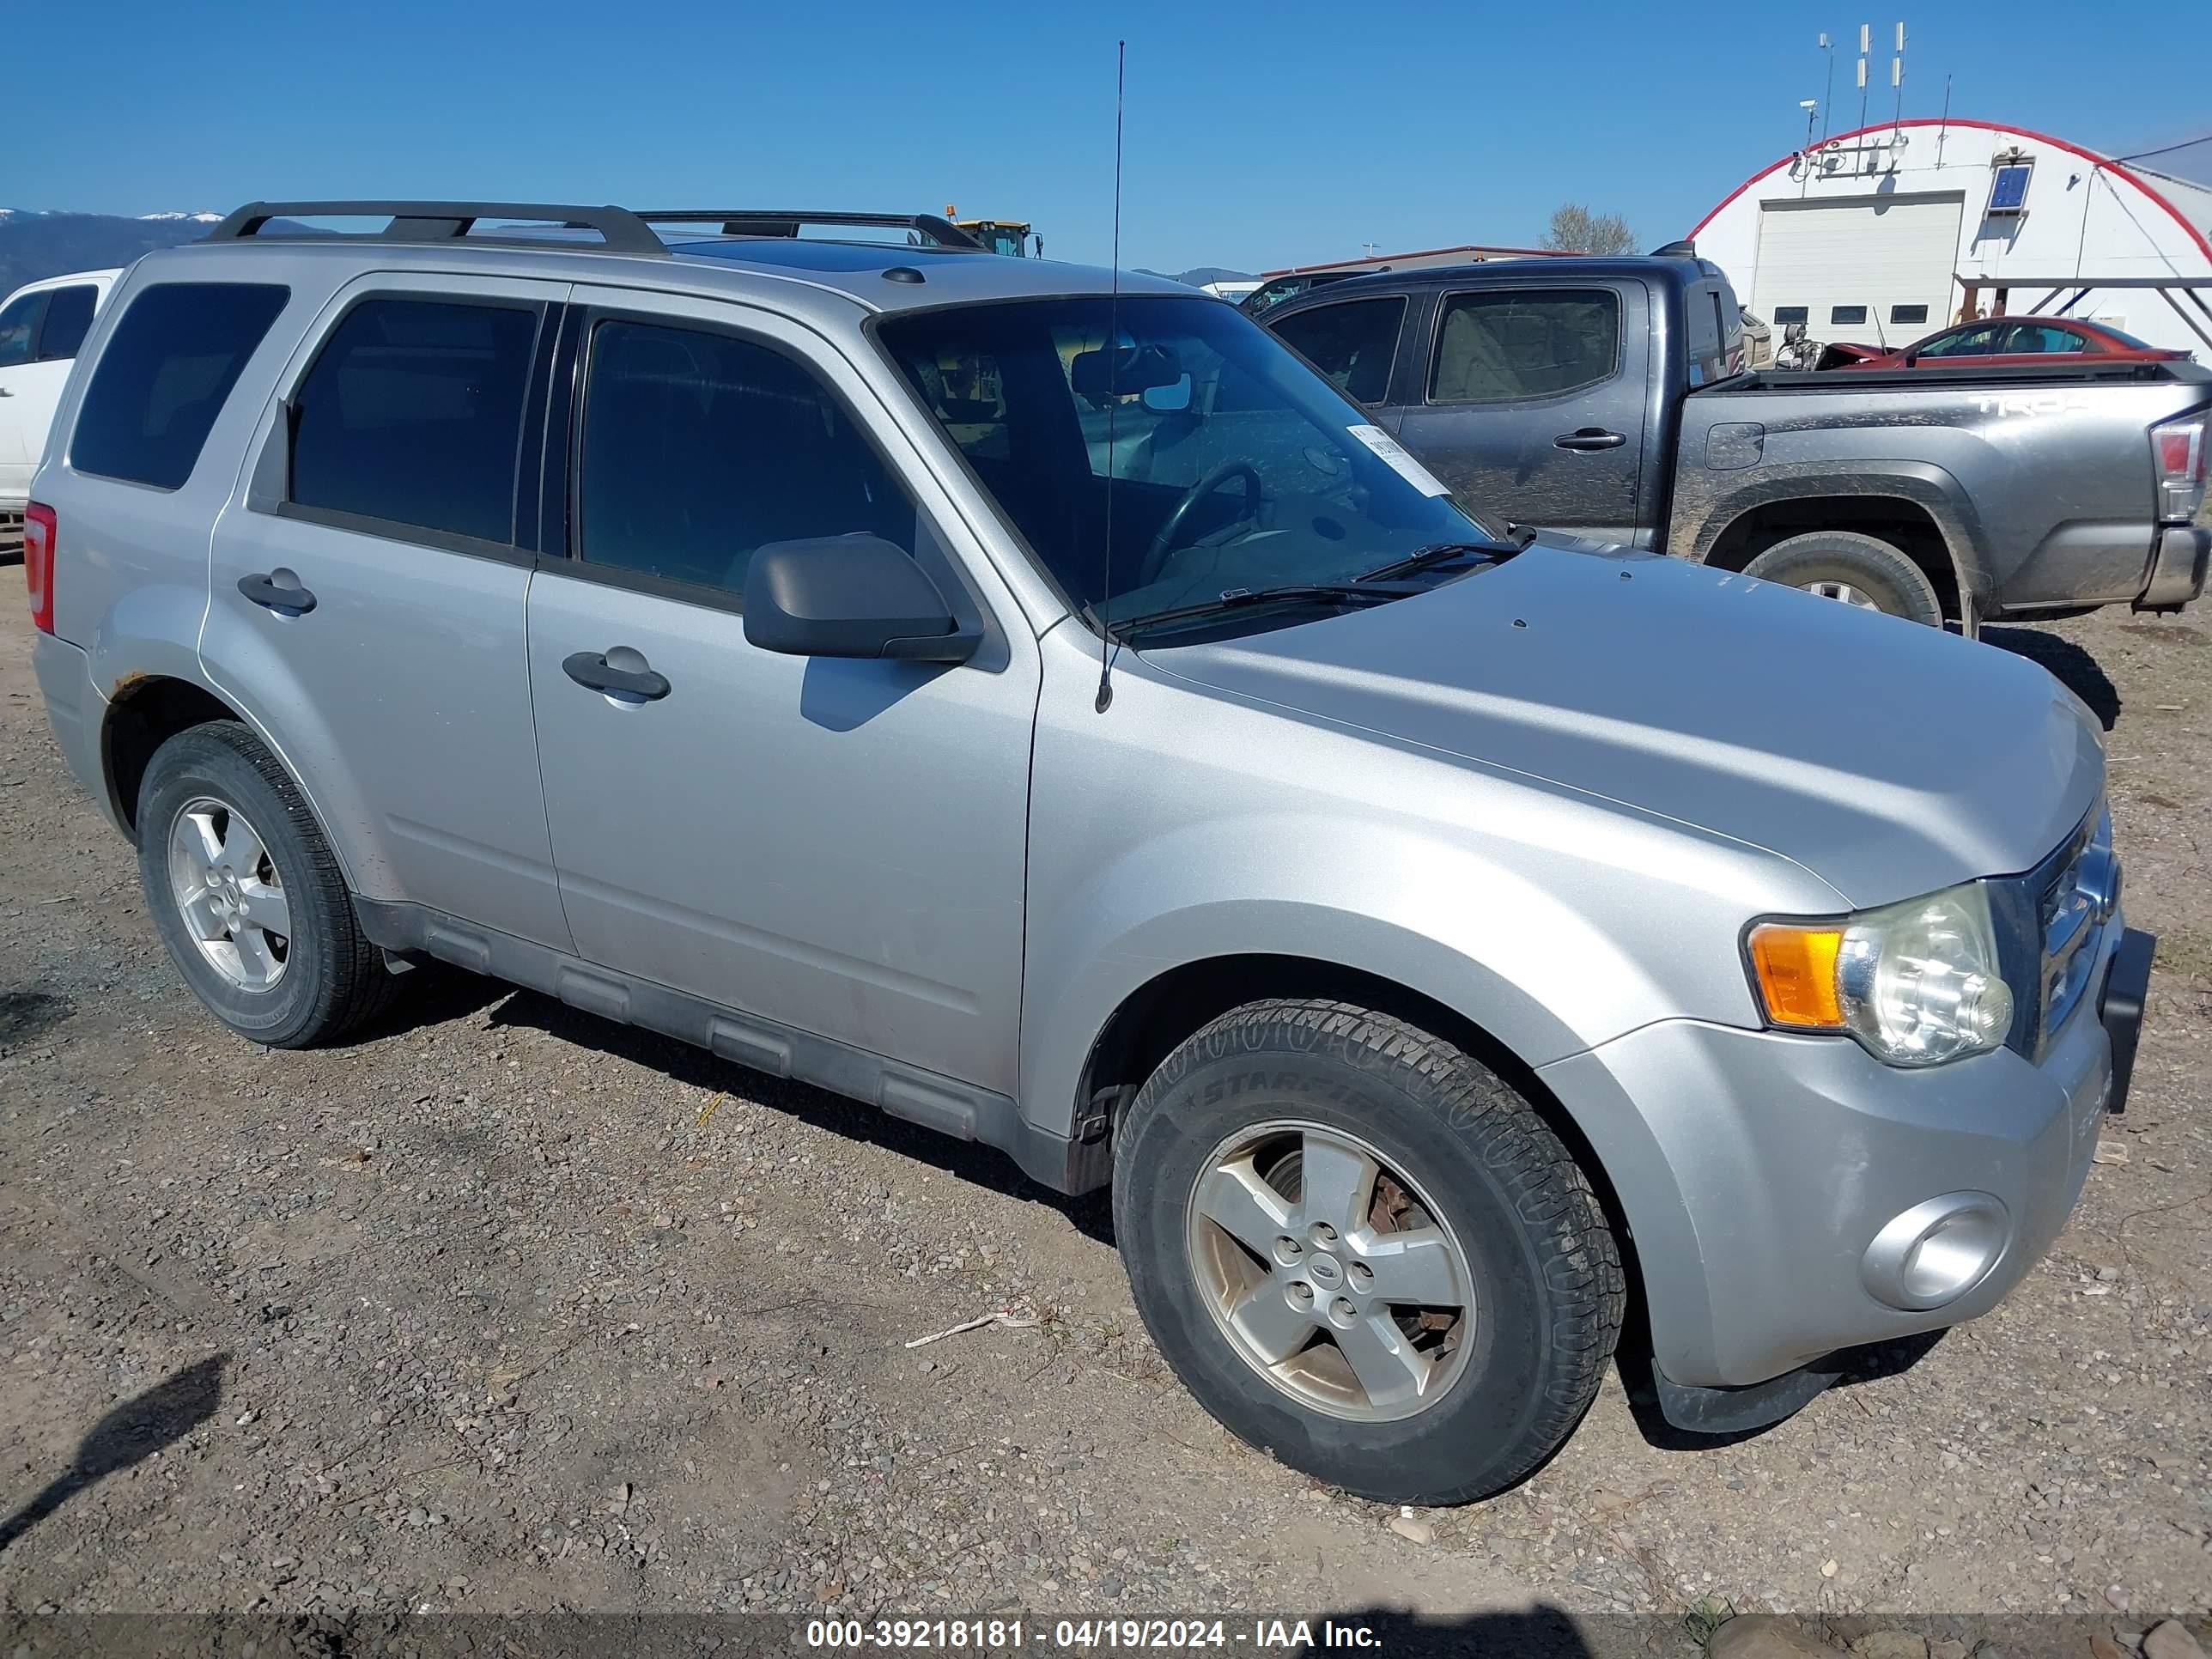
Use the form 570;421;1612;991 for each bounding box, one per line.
945;205;1041;258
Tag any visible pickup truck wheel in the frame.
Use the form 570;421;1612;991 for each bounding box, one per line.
1113;1000;1623;1504
1743;531;1943;626
136;721;398;1048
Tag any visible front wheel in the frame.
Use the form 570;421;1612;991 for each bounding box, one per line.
1113;1000;1623;1504
1742;530;1944;626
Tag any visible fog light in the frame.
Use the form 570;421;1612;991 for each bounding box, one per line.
1861;1193;2010;1311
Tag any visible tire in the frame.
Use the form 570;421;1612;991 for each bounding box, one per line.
1742;530;1944;626
1113;1000;1623;1504
135;721;397;1048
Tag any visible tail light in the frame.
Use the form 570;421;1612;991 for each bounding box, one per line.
24;501;56;635
2152;415;2206;524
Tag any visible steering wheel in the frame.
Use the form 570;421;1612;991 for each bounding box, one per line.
1137;461;1265;588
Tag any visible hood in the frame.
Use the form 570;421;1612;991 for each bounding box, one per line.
1146;544;2104;908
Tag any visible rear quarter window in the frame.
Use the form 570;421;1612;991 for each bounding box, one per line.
70;283;290;490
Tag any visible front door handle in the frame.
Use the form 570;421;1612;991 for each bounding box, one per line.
238;570;317;614
563;649;671;702
1553;428;1626;451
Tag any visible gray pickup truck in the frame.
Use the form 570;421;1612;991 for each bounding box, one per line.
1260;255;2211;629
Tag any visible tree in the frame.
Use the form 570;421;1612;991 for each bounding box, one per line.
1540;204;1637;256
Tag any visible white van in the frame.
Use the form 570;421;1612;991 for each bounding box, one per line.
0;269;120;550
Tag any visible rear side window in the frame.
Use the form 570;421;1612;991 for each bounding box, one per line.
289;297;539;545
1269;297;1406;404
1430;289;1620;404
36;285;98;362
576;318;917;595
70;283;289;490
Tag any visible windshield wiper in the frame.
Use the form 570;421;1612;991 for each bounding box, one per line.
1353;539;1516;583
1118;583;1411;635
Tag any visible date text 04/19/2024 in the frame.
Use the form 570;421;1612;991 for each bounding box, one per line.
804;1618;1384;1650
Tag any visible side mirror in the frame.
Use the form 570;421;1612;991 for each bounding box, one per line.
743;536;981;664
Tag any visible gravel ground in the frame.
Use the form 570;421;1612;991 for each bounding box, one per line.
0;605;2207;1628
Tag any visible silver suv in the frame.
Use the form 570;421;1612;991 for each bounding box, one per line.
29;202;2154;1504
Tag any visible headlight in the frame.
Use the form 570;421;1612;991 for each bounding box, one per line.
1747;882;2014;1067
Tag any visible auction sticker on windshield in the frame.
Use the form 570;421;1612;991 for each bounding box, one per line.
1347;423;1451;496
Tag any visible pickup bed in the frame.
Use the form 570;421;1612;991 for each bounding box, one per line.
1259;255;2211;629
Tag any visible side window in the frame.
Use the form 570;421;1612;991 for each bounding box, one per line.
1920;325;2001;358
70;283;290;490
35;285;99;362
1269;297;1407;405
577;319;917;596
1999;324;2081;355
902;345;1010;463
1430;289;1620;404
289;297;539;545
0;291;48;368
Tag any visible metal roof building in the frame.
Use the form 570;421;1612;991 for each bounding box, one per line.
1689;118;2212;356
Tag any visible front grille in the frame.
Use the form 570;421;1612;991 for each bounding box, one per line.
2035;807;2117;1054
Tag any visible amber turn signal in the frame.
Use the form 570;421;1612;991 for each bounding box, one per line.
1747;923;1845;1028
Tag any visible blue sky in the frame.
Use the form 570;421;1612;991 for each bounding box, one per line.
11;0;2207;274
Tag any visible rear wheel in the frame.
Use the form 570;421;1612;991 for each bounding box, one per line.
1113;1000;1623;1504
1743;530;1944;626
136;722;396;1048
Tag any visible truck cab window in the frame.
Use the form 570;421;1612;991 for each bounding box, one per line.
1430;290;1620;404
1269;297;1406;405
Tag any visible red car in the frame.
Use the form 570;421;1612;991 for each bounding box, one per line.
1834;316;2191;370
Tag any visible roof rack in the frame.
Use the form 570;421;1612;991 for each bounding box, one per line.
207;201;671;255
204;202;985;258
635;210;982;250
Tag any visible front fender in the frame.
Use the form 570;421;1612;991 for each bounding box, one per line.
1016;804;1802;1144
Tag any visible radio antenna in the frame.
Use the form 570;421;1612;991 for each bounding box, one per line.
1095;39;1126;715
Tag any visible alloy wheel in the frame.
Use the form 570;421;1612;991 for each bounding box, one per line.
1800;579;1882;609
166;795;291;992
1184;1119;1475;1422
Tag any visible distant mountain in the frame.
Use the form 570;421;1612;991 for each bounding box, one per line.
1133;265;1260;289
1175;265;1259;287
0;211;225;296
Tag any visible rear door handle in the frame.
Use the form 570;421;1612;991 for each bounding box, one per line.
237;570;317;613
1553;428;1626;451
562;649;671;702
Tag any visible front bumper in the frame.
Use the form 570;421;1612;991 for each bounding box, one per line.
2135;522;2209;611
1539;910;2130;1392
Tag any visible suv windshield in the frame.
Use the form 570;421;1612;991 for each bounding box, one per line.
875;295;1499;638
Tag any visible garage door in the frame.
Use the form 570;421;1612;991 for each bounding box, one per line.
1751;192;1965;346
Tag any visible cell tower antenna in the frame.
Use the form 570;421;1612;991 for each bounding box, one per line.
1818;32;1834;143
1892;20;1905;129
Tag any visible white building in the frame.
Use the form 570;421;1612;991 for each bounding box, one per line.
1690;118;2212;356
